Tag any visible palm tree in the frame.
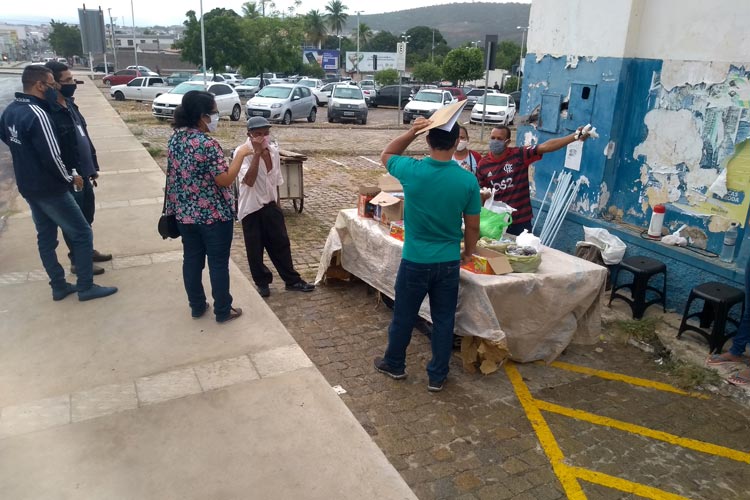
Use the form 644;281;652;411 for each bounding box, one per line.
324;0;349;37
241;1;260;18
306;10;328;49
357;22;373;49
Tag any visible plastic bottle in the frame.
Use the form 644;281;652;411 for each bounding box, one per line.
720;222;739;263
71;169;82;192
647;204;665;239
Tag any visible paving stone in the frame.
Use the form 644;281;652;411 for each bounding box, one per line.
136;367;202;405
0;395;70;438
453;471;483;492
250;344;313;378
193;355;259;391
71;382;138;422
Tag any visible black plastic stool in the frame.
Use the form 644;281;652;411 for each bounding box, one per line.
677;282;745;353
608;256;667;319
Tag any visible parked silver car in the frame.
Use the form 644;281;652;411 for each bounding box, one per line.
246;84;317;124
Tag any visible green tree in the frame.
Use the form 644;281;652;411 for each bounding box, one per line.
176;9;248;74
305;10;328;48
495;40;521;71
441;47;483;85
325;0;348;37
238;15;307;76
412;62;441;83
47;20;82;59
367;30;398;52
301;62;325;78
503;76;519;93
404;26;449;66
375;68;399;86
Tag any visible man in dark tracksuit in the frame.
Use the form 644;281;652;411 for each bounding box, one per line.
0;65;117;301
45;61;112;275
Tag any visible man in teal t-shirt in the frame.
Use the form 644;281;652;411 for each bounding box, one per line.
374;117;481;392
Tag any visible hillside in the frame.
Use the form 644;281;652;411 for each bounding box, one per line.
350;2;531;47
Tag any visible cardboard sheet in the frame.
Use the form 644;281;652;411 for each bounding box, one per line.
315;209;607;363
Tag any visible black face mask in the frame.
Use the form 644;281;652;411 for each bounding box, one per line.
59;84;76;98
43;86;58;106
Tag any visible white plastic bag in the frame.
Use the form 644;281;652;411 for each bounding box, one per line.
516;229;541;252
582;227;626;265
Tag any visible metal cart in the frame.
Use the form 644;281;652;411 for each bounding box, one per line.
278;149;306;213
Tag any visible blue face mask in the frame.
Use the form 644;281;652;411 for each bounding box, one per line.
489;139;507;156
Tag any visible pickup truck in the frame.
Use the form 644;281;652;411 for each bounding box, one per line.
110;76;172;102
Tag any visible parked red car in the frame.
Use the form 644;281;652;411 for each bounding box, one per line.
440;86;467;101
102;69;143;86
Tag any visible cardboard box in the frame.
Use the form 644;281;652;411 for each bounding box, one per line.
464;247;513;275
370;191;404;227
378;174;403;192
358;186;380;218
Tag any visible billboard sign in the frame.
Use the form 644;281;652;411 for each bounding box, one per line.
78;8;106;54
302;49;340;70
345;52;398;73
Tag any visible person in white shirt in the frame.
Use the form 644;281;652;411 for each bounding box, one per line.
236;116;315;298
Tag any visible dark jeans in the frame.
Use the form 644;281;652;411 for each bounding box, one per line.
240;202;301;287
26;191;94;291
507;220;533;236
729;256;750;357
63;176;96;260
384;258;461;383
178;220;234;320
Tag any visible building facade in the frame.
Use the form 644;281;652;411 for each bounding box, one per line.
519;0;750;307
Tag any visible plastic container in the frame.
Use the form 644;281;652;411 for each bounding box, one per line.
720;222;739;263
647;204;665;239
71;168;82;192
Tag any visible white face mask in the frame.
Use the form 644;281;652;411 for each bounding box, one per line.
207;113;219;132
457;140;468;151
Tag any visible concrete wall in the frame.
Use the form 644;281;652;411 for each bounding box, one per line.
521;0;750;298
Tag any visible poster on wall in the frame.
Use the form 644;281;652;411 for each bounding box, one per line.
345;52;398;73
564;141;583;171
302;49;340;71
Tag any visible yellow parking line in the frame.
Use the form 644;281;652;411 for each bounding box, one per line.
548;361;709;399
505;362;587;499
569;466;690;500
536;399;750;464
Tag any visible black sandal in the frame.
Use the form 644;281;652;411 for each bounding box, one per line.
217;307;243;323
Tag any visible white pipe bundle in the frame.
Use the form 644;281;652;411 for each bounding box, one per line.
538;170;580;247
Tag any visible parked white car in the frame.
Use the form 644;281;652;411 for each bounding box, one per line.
221;73;242;86
297;78;326;105
246;84;317;124
152;81;242;121
190;74;226;83
465;88;500;105
470;93;516;125
327;84;368;124
126;65;158;76
402;89;456;124
110;76;171;102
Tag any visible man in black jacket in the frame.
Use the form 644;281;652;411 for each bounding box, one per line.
45;61;112;275
0;65;117;301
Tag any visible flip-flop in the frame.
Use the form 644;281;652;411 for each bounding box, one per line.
727;371;750;386
706;354;750;366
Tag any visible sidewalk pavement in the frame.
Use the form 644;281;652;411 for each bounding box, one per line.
0;74;416;500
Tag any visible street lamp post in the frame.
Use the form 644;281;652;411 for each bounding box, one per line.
200;0;207;86
516;25;528;92
431;28;435;63
108;9;118;71
355;10;363;80
337;34;343;75
130;0;137;69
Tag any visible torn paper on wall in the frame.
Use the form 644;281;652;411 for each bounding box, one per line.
564;141;583;171
660;60;731;91
707;168;728;198
565;55;579;69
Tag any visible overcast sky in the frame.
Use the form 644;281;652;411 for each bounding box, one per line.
2;0;529;28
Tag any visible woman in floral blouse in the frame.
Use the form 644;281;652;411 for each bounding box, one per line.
165;90;252;323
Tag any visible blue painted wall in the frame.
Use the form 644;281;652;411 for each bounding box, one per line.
520;53;750;301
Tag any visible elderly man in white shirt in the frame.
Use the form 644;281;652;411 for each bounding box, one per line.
236;116;315;297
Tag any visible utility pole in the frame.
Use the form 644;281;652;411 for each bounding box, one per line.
130;0;138;69
431;28;435;63
200;0;207;86
108;9;117;71
516;26;528;92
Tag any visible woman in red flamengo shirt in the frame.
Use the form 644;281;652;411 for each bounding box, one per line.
476;125;590;236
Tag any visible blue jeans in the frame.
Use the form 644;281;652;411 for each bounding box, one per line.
26;192;94;291
178;220;234;320
729;257;750;356
63;176;96;259
384;258;461;383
